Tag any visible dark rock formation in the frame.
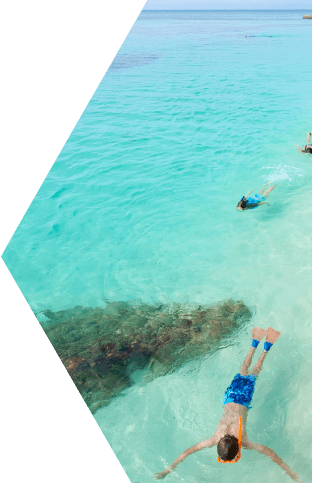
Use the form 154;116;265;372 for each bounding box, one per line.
42;299;252;413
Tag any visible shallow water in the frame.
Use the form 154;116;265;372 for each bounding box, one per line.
3;10;312;482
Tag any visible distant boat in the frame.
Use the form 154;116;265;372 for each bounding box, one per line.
303;15;312;19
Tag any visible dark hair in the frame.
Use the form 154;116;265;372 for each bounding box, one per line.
237;199;247;209
305;147;312;154
217;435;239;461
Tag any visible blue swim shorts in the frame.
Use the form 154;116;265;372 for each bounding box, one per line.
248;194;265;203
223;373;256;409
246;194;265;208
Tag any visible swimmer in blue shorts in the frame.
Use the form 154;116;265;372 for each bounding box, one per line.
154;327;301;482
296;132;312;154
237;181;277;210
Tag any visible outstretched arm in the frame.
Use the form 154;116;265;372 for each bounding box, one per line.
244;190;253;199
154;436;217;480
245;441;301;482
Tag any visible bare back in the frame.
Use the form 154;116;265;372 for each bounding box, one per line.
214;403;249;446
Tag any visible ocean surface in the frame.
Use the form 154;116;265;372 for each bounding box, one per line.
3;10;312;482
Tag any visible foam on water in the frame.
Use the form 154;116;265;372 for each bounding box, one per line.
3;10;312;482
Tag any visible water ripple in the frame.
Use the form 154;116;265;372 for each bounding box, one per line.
109;53;161;70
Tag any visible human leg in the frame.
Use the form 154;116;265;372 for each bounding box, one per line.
240;348;256;376
263;184;277;198
249;350;267;376
249;327;281;375
260;181;271;195
240;327;265;376
307;133;311;144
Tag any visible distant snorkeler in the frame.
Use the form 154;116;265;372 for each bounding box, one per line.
296;132;312;154
237;181;277;211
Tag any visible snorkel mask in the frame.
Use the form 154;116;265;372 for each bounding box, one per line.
217;416;242;463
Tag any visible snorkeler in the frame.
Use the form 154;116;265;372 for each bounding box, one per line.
154;327;301;482
296;132;312;153
237;181;277;210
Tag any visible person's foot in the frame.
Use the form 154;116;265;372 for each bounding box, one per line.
252;327;266;341
265;327;281;344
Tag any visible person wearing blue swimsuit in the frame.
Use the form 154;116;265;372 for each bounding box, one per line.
296;132;312;154
237;181;277;211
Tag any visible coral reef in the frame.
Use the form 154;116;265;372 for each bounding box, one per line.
42;300;252;413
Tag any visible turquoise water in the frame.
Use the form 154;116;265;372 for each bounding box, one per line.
3;10;312;482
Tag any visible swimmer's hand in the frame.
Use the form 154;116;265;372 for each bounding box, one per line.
288;471;301;482
154;469;171;480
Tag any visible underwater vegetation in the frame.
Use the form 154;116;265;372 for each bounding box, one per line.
42;299;252;413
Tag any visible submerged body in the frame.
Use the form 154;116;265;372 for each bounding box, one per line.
237;182;277;211
213;374;256;448
296;132;312;153
154;327;301;482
